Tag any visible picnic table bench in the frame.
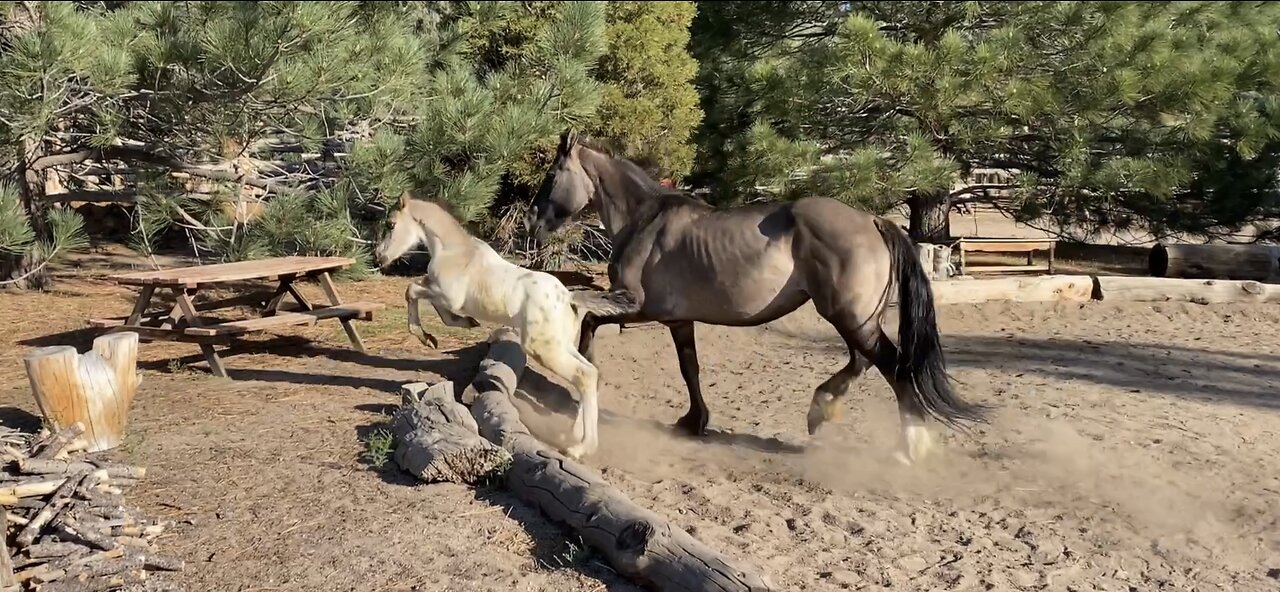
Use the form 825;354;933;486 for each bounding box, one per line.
955;237;1057;276
88;256;385;378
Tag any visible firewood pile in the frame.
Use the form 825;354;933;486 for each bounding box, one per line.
0;423;182;591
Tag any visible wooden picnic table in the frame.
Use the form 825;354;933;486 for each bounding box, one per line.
89;256;385;378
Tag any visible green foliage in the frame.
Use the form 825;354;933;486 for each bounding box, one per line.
589;1;702;181
0;182;88;284
693;1;1280;240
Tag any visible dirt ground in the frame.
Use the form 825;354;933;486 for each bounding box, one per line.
1;245;1278;591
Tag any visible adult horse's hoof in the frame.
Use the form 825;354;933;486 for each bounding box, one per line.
806;391;842;435
674;411;708;437
893;425;936;466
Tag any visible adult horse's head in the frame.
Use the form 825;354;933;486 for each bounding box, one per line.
527;130;595;241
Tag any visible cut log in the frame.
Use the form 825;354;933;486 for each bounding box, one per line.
0;506;15;588
1094;276;1280;304
1148;243;1280;281
465;327;773;592
931;275;1096;305
390;382;511;485
23;332;142;453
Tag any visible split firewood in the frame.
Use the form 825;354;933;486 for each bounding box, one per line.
15;473;88;547
31;425;85;461
0;417;179;590
16;460;145;480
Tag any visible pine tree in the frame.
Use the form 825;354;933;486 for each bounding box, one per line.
693;1;1280;243
590;1;702;182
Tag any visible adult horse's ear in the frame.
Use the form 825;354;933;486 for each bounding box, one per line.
558;129;578;155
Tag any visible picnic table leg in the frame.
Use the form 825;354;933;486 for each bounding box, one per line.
316;272;366;353
264;275;314;316
172;287;228;378
124;285;157;326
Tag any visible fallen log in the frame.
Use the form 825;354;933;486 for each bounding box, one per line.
463;327;774;592
931;275;1096;305
1094;276;1280;304
1148;242;1280;281
23;332;142;454
390;383;511;485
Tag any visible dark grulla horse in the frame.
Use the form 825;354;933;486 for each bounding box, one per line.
526;131;989;464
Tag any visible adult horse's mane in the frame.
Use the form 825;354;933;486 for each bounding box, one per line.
568;133;709;207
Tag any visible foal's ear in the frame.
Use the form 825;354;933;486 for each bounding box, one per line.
398;190;412;209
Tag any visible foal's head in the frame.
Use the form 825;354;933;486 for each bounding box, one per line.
375;192;427;269
527;130;597;240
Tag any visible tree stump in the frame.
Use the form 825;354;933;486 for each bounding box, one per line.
390;381;511;485
464;327;774;592
23;332;142;453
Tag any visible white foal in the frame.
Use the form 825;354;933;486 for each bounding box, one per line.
375;193;635;460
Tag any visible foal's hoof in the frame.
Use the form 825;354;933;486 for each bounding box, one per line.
674;412;708;437
413;331;440;349
562;442;595;461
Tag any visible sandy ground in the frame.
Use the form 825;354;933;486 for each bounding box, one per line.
0;246;1277;591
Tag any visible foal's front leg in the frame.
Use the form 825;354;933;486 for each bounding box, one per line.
431;302;481;329
405;282;440;349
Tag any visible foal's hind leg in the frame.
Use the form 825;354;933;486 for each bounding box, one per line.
529;342;602;460
864;330;937;464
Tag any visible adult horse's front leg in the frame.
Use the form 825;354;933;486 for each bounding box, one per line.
667;321;709;437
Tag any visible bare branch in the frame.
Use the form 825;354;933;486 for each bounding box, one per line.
28;146;291;193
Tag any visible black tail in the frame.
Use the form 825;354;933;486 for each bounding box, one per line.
875;219;989;430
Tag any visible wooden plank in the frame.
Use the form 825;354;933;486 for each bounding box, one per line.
88;290;279;328
957;240;1056;253
106;257;354;287
962;264;1051;273
182;302;384;337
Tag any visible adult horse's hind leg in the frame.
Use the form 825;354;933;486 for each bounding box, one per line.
805;298;881;435
864;330;937;464
667;321;710;437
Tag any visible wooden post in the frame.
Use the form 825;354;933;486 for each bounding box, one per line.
916;243;936;280
1148;243;1280;281
23;332;142;453
463;328;774;592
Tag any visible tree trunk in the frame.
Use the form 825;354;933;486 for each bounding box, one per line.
908;191;951;243
1094;276;1280;304
1;136;52;290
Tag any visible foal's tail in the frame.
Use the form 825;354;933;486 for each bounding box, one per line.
874;219;989;430
569;288;641;324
